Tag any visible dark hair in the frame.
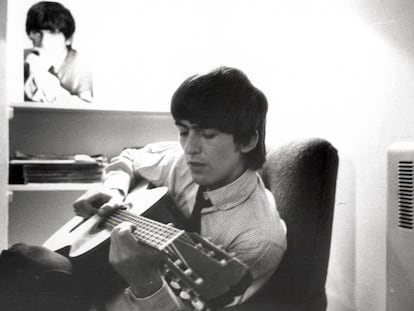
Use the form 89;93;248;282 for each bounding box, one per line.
171;66;268;170
25;1;75;40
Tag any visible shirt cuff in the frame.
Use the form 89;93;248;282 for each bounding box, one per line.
103;171;131;196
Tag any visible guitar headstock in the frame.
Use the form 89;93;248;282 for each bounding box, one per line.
162;232;252;310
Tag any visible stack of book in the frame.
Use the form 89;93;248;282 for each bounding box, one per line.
9;153;107;184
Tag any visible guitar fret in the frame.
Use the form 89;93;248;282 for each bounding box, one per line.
106;210;184;250
133;225;180;250
108;216;169;249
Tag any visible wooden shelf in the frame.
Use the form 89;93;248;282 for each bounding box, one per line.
7;191;13;203
10;101;170;115
9;183;101;192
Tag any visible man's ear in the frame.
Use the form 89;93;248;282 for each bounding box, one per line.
240;130;259;154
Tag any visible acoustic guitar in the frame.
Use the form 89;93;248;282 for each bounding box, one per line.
43;182;252;310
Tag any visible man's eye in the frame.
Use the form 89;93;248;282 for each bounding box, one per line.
179;131;189;137
202;131;217;139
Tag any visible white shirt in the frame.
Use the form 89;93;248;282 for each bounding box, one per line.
100;142;287;310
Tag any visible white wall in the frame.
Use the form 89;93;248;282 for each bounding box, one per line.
0;0;9;250
6;0;414;310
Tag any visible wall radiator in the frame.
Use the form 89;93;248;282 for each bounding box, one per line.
387;142;414;310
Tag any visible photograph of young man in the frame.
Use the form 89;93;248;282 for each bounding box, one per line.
24;1;93;104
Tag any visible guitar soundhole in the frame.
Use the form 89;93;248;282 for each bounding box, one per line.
69;217;89;233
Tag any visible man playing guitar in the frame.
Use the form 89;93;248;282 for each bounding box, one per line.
0;67;286;311
73;66;287;310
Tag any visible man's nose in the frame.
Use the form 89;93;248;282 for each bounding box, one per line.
184;132;201;155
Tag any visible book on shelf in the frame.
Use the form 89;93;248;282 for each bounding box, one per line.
9;152;107;184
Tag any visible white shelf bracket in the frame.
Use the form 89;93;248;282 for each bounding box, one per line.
8;106;14;119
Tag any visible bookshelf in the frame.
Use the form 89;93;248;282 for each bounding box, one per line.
10;101;170;113
8;103;176;245
9;183;101;192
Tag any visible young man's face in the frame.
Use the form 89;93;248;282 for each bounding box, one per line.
28;30;68;57
176;120;247;190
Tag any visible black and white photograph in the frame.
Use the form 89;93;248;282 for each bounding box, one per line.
1;0;414;310
23;1;93;104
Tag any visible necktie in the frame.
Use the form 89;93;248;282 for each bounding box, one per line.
185;186;212;233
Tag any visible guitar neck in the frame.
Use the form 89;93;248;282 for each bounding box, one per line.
105;209;185;251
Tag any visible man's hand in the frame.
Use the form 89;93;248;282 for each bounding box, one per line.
24;48;61;102
109;222;164;297
30;72;61;102
73;188;125;218
25;48;52;75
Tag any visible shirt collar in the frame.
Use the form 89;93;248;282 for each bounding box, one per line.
203;169;258;211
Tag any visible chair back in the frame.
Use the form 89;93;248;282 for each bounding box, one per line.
225;138;339;311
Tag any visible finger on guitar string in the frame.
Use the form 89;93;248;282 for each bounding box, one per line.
109;222;155;267
97;197;125;218
109;222;138;263
73;188;114;217
110;221;165;270
112;221;137;239
109;222;165;298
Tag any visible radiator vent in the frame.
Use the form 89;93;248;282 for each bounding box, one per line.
387;143;414;311
398;161;414;230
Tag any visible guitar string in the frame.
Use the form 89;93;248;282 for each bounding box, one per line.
105;213;198;251
106;211;185;249
106;216;171;249
113;210;181;241
106;214;219;259
111;209;176;235
105;215;230;308
120;209;180;235
105;219;199;260
103;209;216;258
103;210;229;309
105;217;164;249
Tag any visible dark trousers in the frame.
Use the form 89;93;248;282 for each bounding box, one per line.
0;243;91;311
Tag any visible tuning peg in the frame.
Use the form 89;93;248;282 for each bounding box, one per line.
228;252;236;257
207;250;215;257
174;259;183;267
167;222;175;227
170;278;181;290
179;289;192;300
219;259;227;266
184;268;193;276
191;297;205;310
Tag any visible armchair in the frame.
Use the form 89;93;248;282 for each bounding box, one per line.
223;138;339;310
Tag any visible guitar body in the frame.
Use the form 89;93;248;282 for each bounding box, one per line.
43;183;252;310
43;184;178;300
44;184;173;256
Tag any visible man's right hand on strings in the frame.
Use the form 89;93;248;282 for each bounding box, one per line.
73;188;125;218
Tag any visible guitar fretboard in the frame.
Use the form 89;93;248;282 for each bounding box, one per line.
105;209;185;250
